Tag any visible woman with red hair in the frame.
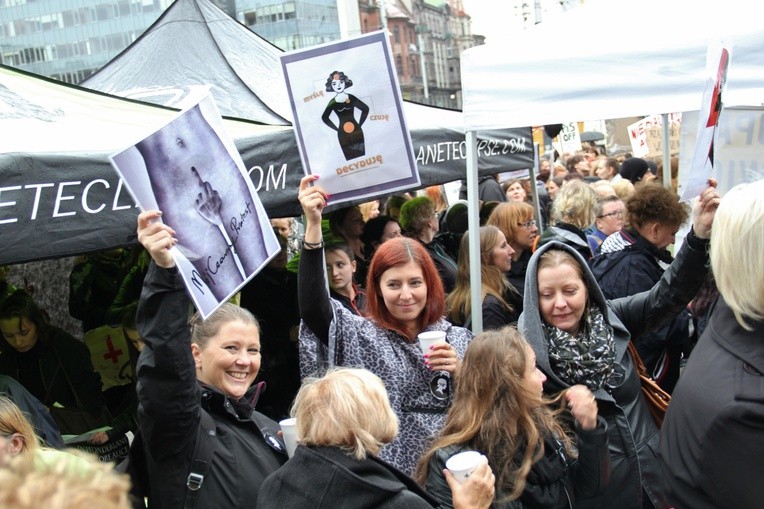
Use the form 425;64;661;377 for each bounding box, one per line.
297;176;472;476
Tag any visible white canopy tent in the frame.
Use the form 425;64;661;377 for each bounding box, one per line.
459;0;764;332
461;0;763;130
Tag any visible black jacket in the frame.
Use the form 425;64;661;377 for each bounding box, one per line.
481;290;522;332
240;266;301;421
424;419;609;509
507;249;532;299
136;263;286;509
258;445;438;508
419;237;457;294
0;327;103;417
459;176;506;203
536;223;592;261
331;286;368;316
519;233;709;509
590;230;692;392
659;297;764;509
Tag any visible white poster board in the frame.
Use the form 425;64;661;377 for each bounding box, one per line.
280;31;419;206
682;44;731;201
678;107;764;198
110;94;280;318
627;113;683;158
552;121;582;156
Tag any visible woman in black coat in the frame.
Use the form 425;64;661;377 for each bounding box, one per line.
258;367;495;509
0;289;105;435
418;328;608;508
517;181;720;509
134;210;286;508
660;179;764;509
447;226;521;331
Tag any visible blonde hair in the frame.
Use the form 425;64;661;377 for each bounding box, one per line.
589;180;616;199
293;368;398;460
187;303;260;349
0;395;39;462
0;450;131;509
358;200;380;222
611;178;635;202
551;179;598;229
710;179;764;329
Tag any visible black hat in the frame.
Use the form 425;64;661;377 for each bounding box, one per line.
619;157;650;184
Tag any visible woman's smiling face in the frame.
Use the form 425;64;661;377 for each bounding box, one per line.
378;261;427;332
192;321;261;401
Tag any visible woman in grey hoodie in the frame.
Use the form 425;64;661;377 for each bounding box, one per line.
517;181;720;509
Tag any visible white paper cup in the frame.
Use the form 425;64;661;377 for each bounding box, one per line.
418;330;447;355
446;450;482;483
279;418;298;458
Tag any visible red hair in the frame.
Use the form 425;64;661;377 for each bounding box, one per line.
365;237;445;338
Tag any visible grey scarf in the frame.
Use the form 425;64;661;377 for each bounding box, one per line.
544;306;620;390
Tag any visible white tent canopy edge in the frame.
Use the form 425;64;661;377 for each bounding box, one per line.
461;0;764;131
460;0;764;333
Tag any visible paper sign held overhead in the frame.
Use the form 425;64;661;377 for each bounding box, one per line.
280;31;420;207
681;43;730;201
645;125;681;158
551;121;582;156
109;93;281;319
627;113;683;158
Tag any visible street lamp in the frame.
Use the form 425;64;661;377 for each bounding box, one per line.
415;25;430;101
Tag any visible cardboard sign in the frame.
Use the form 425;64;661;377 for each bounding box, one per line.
646;125;682;157
552;121;582;155
628;113;683;157
84;325;132;391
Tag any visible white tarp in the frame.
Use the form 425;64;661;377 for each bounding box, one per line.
461;0;764;131
458;0;764;332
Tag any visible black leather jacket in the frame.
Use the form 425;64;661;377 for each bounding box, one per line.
590;229;692;392
660;298;764;509
136;263;286;508
424;418;609;509
518;231;710;509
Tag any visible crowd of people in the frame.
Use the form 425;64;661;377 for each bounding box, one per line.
1;145;761;508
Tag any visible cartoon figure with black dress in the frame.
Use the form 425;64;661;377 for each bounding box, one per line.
321;71;370;161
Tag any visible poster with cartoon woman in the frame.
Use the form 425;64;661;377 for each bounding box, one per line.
280;31;419;207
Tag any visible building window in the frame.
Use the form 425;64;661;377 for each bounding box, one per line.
97;4;111;20
117;1;131;16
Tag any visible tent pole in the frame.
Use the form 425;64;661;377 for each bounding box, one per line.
661;113;672;188
466;130;482;334
529;143;541;231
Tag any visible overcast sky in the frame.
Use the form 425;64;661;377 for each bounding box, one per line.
462;1;526;43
